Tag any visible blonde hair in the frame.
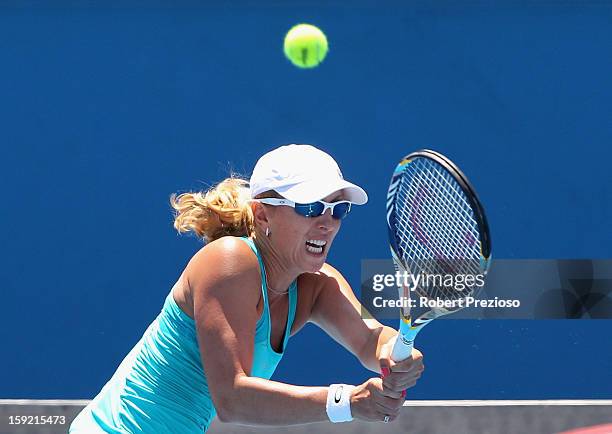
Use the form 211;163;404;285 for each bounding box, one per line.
170;177;255;243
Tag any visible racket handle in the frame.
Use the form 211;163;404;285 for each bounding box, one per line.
391;316;417;362
391;333;414;362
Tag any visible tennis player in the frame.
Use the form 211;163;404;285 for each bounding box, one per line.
69;144;424;433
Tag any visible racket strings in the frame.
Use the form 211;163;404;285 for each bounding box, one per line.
398;161;478;262
394;158;483;302
405;177;478;267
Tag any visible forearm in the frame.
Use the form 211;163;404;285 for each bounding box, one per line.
217;376;331;425
359;325;397;373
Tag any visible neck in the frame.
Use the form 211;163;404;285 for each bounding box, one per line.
252;236;299;297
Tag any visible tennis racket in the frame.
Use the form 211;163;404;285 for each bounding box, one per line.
386;149;492;362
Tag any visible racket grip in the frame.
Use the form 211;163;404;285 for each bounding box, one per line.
391;334;414;362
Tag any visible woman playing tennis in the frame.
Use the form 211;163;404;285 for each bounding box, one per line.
69;144;424;433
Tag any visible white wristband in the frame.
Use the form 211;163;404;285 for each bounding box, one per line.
326;384;355;423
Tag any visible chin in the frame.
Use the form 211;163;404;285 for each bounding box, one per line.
304;255;327;272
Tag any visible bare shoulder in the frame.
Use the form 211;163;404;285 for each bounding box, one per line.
318;263;350;285
297;263;351;314
185;237;261;302
299;263;348;289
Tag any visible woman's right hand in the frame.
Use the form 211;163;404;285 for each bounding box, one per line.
350;377;405;423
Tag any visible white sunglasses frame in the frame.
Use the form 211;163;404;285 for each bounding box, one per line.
251;198;353;218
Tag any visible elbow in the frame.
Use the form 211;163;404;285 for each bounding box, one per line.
211;374;249;423
214;396;236;423
216;408;232;423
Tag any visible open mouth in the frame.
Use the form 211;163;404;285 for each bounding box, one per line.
305;239;327;255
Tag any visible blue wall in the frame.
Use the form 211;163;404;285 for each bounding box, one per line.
1;2;610;399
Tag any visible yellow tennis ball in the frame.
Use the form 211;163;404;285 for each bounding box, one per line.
283;24;328;69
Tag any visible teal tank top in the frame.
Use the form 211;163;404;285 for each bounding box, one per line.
69;237;298;433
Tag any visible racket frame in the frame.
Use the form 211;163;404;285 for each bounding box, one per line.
386;149;492;362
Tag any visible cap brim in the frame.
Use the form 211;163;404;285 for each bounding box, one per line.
275;179;368;205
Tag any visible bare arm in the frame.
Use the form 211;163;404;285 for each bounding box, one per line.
189;238;332;425
307;263;398;373
308;263;424;396
188;238;404;425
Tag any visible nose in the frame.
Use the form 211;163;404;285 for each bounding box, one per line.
317;208;337;230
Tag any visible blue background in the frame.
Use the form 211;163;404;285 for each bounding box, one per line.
1;2;610;400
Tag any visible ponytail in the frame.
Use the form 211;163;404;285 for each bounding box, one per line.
170;177;254;243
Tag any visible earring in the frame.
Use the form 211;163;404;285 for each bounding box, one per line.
265;227;270;237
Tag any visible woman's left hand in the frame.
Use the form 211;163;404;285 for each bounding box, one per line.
378;336;425;398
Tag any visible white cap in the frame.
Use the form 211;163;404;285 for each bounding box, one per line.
249;144;368;205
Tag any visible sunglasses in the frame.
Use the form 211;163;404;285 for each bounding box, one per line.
253;198;352;220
